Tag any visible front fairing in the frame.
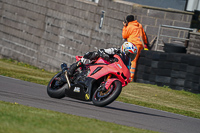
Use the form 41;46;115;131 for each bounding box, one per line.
87;55;130;86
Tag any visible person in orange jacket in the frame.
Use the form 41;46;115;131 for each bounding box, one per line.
122;15;148;81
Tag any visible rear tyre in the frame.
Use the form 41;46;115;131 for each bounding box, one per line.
47;72;67;99
92;80;122;107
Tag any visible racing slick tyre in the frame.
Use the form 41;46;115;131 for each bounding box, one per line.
92;80;122;107
47;72;67;99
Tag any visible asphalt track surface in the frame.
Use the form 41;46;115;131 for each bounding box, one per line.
0;76;200;133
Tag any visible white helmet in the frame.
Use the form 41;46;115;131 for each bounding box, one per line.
121;42;137;60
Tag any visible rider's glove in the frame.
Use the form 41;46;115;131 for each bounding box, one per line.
114;48;121;54
83;51;99;60
98;49;110;61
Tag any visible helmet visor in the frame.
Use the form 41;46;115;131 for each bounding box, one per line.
126;52;136;61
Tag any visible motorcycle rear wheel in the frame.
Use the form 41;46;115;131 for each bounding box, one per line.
92;80;122;107
47;72;67;99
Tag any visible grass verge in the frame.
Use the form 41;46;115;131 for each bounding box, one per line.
0;101;156;133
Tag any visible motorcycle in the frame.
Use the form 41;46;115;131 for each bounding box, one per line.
47;54;131;107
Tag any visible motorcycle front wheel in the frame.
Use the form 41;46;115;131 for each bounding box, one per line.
92;80;122;107
47;72;68;99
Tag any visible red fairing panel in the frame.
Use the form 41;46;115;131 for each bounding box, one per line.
88;55;130;87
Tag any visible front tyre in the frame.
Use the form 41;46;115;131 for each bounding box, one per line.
47;72;67;99
92;80;122;107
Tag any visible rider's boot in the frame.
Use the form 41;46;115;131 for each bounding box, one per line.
68;61;83;77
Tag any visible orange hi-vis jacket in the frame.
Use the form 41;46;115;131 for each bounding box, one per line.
122;20;147;46
122;20;147;81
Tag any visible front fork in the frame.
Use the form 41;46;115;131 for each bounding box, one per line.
64;71;71;89
61;63;71;89
100;74;112;91
106;74;112;81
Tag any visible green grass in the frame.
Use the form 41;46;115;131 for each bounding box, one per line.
0;101;156;133
0;58;200;132
0;58;55;85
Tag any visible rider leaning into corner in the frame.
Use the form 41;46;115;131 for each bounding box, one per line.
67;41;138;79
